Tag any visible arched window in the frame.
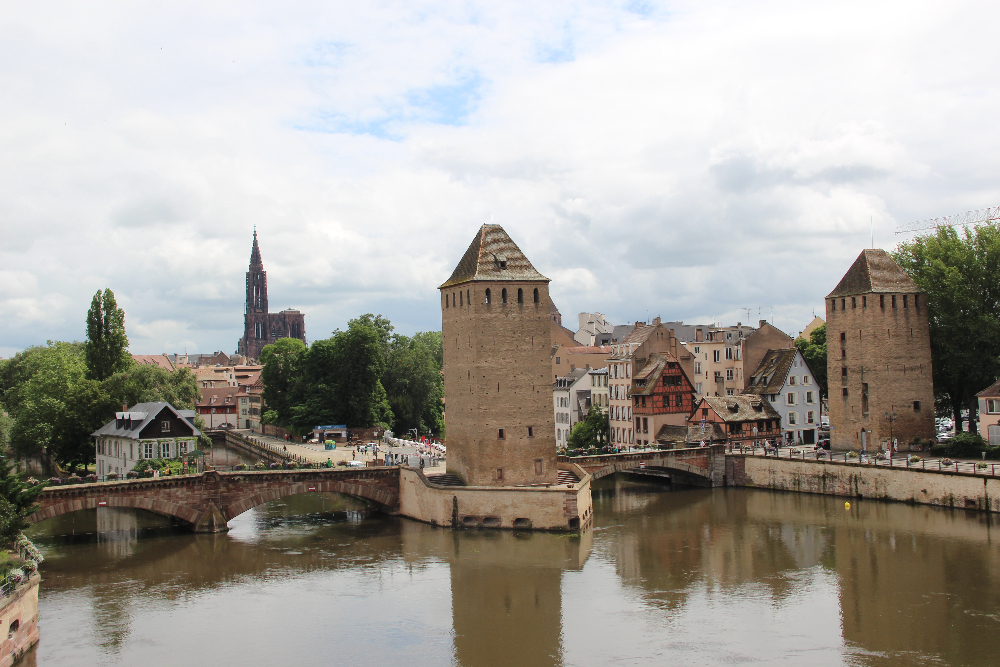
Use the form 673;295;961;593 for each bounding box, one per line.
501;288;508;304
533;288;539;304
517;288;523;305
485;288;492;304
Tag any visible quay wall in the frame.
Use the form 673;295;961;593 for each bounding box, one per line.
728;455;1000;513
398;465;593;531
0;573;39;667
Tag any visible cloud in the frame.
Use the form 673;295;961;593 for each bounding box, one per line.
2;0;1000;357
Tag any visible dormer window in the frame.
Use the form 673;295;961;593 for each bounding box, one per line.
499;260;507;269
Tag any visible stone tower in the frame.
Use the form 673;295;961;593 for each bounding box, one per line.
440;224;557;486
826;249;935;451
237;231;307;362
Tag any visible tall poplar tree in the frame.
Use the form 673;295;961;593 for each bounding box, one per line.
84;289;132;381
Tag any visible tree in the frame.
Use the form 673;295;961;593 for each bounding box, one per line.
567;407;610;451
0;453;45;546
84;289;133;381
794;324;828;398
383;331;444;438
894;224;1000;432
101;365;200;411
260;337;307;427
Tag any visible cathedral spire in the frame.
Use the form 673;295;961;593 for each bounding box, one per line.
249;228;263;269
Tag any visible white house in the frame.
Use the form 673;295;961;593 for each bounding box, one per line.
553;368;590;446
93;402;201;477
741;348;821;445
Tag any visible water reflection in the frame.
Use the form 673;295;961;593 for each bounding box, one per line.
20;476;1000;666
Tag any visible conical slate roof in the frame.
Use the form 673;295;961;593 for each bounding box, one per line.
827;249;920;298
440;224;549;288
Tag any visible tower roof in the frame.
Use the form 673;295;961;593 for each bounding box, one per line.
440;224;548;288
249;229;263;270
827;249;920;298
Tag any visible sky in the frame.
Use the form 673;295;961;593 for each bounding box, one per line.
2;0;1000;358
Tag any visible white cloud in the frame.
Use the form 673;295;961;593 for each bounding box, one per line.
2;0;1000;356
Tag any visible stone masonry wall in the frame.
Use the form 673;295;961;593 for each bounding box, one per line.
442;281;556;486
827;293;935;451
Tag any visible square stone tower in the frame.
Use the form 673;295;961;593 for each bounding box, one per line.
440;224;557;487
826;249;935;451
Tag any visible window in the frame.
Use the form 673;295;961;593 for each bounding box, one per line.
485;288;492;304
496;468;504;481
841;367;848;379
913;401;921;412
695;382;702;394
694;362;701;374
842;387;849;398
841;349;847;359
903;295;908;308
852;297;856;309
556;357;561;365
787;393;795;405
914;294;920;311
642;417;648;433
460;291;463;306
713;349;721;363
789;376;797;386
880;294;885;309
892;295;897;308
807;411;815;424
501;288;508;304
497;428;505;439
161;421;170;432
863;295;867;308
725;347;733;360
533;288;539;303
840;332;846;342
726;369;734;381
534;459;543;475
862;383;869;414
788;412;797;425
527;426;534;437
144;442;154;459
806;391;814;404
987;399;1000;413
557;430;561;440
161;442;171;458
702;408;709;417
726;388;735;396
803;375;810;384
517;288;523;305
694;346;700;353
179;441;188;454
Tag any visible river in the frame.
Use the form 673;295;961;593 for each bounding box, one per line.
20;474;1000;666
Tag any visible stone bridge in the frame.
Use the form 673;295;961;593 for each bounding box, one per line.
28;468;400;533
559;444;726;487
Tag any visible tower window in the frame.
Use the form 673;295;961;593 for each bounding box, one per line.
527;426;534;438
467;289;470;306
880;294;885;309
914;294;920;311
840;332;846;343
862;295;867;308
903;295;908;308
830;299;835;312
913;401;921;411
892;295;897;308
459;291;463;307
517;288;523;305
501;288;507;304
852;297;856;309
485;288;492;304
534;459;543;475
841;367;847;379
841;298;846;310
842;388;849;398
445;294;449;309
498;428;505;439
533;288;539;304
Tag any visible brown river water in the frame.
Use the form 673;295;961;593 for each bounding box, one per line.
19;474;1000;667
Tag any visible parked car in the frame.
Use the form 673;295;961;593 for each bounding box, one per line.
345;460;365;468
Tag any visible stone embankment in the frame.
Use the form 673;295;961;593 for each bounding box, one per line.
727;454;1000;513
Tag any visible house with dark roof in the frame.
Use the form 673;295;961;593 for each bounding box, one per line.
93;402;200;477
742;348;821;445
629;352;698;445
686;395;781;446
196;386;240;429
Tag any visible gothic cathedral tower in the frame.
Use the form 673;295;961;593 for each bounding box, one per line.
440;224;557;487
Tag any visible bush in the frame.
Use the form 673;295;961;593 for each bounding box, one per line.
946;432;987;458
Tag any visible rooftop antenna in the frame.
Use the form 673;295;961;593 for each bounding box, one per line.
895;206;1000;235
744;307;752;323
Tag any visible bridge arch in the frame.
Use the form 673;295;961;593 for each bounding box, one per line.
590;459;712;482
28;497;201;527
222;478;398;521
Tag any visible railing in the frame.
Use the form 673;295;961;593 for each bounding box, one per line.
0;536;43;599
225;431;309;465
726;444;1000;477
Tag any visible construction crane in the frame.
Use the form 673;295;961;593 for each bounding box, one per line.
895;206;1000;235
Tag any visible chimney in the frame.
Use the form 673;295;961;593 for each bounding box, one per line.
122;403;127;412
759;319;767;328
653;316;661;326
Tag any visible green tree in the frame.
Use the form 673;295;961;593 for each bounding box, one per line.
0;453;44;547
894;224;1000;432
567;407;610;451
794;324;828;398
84;289;133;381
259;337;307;427
383;331;444;438
100;365;200;411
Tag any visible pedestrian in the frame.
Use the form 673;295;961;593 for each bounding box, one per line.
352;451;356;460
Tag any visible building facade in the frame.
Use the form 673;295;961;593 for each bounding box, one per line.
236;231;307;362
574;312;613;346
826;249;935;451
93;402;200;477
629;352;697;445
688;395;781;447
440;224;557;486
977;380;1000;446
742;348;821;445
553;368;590;446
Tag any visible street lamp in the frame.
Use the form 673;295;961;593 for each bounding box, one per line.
885;410;898;458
